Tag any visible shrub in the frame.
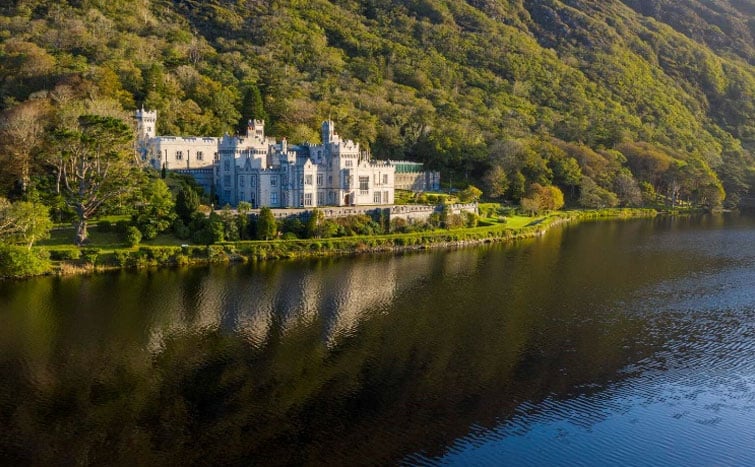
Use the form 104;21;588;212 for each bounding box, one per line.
125;226;142;247
49;249;81;261
174;254;190;266
0;245;51;278
173;219;191;240
140;223;158;241
80;248;100;264
113;250;131;266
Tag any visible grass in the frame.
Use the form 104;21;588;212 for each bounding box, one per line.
15;207;658;280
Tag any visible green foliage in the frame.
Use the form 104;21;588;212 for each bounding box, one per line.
305;208;326;238
49;249;81;261
80;248;101;265
134;179;176;240
0;198;52;248
521;183;565;214
0;0;752;213
0;244;50;278
175;186;200;224
458;185;483;203
125;226;142;247
257;207;277;240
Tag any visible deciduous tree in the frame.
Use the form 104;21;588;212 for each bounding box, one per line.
47;115;136;245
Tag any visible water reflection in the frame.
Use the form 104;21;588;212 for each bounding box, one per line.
1;213;755;465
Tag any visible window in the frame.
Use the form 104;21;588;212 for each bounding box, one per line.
304;193;313;206
328;191;335;203
383;174;388;185
239;176;245;187
223;190;231;201
316;174;323;186
359;176;369;195
328;175;333;185
146;127;152;133
223;175;231;186
240;192;245;201
317;191;324;205
270;177;277;187
384;191;389;204
251;175;256;187
271;192;278;204
223;160;230;171
197;151;204;161
345;160;353;167
305;175;313;185
374;191;381;204
176;151;183;161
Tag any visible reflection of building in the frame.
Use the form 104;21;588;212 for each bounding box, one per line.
145;247;484;351
136;109;439;208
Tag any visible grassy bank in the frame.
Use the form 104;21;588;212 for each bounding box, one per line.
3;208;657;279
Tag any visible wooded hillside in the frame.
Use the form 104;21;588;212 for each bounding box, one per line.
1;0;753;207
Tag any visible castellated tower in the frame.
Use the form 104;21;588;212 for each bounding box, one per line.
322;120;336;144
247;119;265;139
135;107;157;142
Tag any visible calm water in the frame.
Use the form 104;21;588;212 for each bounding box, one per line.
2;214;755;465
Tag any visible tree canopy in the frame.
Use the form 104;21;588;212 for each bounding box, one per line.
0;0;752;209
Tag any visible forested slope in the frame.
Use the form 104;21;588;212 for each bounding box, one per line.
1;0;753;207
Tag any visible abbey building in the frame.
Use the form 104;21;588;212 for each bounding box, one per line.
136;109;439;208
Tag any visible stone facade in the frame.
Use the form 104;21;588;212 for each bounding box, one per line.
136;109;436;208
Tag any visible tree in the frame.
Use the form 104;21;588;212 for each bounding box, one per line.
175;185;200;224
613;170;642;207
257;207;277;240
520;183;565;214
458;185;482;203
48;115;137;245
305;208;326;238
0;100;50;196
134;179;176;239
0;198;53;249
238;83;269;133
482;165;508;199
551;156;582;198
579;176;619;208
237;201;252;240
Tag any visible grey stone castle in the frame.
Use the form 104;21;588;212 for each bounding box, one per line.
135;109;439;208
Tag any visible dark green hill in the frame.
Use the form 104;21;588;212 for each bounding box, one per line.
1;0;753;207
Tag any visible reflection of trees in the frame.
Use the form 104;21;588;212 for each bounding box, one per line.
0;227;675;464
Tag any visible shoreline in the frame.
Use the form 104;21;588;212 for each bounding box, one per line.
4;209;658;280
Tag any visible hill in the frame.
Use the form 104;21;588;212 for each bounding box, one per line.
1;0;753;207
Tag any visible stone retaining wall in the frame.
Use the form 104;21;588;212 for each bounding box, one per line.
248;203;478;223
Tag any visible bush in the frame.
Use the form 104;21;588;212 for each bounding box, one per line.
140;223;158;241
173;219;191;240
125;226;142;247
49;249;81;261
0;245;51;278
80;248;100;264
113;250;131;266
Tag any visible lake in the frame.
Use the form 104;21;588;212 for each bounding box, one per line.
2;213;755;465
